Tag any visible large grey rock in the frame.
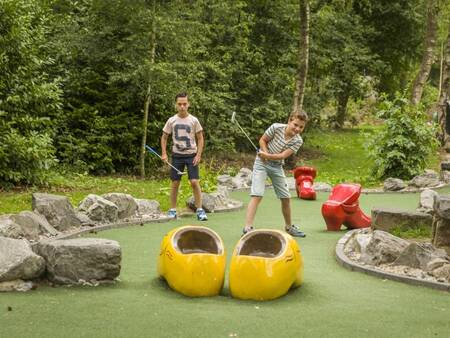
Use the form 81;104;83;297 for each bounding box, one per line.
136;199;161;216
409;170;440;188
231;168;253;189
433;194;450;219
186;187;234;212
441;170;450;183
431;264;450;282
12;211;59;238
35;238;121;284
0;237;45;282
102;193;138;219
432;218;450;252
371;208;433;232
392;242;447;270
186;192;216;213
0;279;35;292
417;189;438;214
383;178;406;191
360;230;409;266
77;194;118;223
32;193;81;231
312;182;332;192
0;215;26;239
217;174;233;188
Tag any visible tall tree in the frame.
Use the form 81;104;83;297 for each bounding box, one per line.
410;0;439;105
438;21;450;146
139;1;156;178
292;0;310;114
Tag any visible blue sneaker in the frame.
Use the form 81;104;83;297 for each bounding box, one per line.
196;208;208;221
285;224;306;237
167;209;177;219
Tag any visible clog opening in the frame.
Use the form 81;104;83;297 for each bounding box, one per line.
173;228;222;254
237;232;286;258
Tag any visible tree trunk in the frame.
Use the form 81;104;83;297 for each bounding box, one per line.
139;5;156;178
438;22;450;146
410;0;438;106
287;0;310;170
291;0;310;114
335;91;350;129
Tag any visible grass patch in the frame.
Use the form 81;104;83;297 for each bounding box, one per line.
302;125;380;187
390;225;432;239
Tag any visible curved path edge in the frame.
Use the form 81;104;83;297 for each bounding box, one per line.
56;199;244;240
335;230;450;292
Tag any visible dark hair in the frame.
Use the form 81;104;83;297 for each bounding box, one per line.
289;110;309;122
175;92;188;100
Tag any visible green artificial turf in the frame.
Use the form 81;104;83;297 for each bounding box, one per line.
1;191;450;338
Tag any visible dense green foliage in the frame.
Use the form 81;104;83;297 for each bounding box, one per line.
367;94;438;179
0;0;447;186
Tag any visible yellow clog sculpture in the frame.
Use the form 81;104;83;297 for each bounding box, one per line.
157;225;226;297
229;229;304;301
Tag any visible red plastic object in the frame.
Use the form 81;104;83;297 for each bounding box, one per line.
321;183;371;231
292;166;317;200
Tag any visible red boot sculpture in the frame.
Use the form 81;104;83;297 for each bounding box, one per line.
321;183;371;231
293;166;317;200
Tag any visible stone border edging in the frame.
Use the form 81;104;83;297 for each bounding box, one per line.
335;230;450;292
56;216;174;240
361;183;449;194
55;200;244;240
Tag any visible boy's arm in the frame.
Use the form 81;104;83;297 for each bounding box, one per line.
193;131;204;166
161;132;169;162
258;134;294;160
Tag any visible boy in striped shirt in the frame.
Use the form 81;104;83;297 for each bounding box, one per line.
243;111;308;237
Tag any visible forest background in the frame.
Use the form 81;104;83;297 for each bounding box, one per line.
1;0;450;190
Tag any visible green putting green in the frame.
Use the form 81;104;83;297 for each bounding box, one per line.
1;190;450;338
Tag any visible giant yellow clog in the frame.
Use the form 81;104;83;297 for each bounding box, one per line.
229;229;304;300
157;225;226;297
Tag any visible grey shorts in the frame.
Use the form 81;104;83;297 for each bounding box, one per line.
250;158;290;199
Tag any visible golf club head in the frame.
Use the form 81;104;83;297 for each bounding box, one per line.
231;111;236;123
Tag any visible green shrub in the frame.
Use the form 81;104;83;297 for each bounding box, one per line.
0;129;57;187
367;94;438;180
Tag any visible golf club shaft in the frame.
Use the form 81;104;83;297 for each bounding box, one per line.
232;115;259;151
144;145;184;175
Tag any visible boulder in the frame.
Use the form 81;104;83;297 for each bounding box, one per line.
383;178;406;191
312;182;332;192
0;237;45;282
186;192;216;213
35;238;121;285
0;215;26;239
416;189;438;214
433;194;450;219
12;211;59;238
77;194;118;223
431;264;450;283
371;208;433;232
136;199;161;216
217;174;233;188
409;170;440;188
392;242;447;270
432;218;450;252
32;193;81;231
102;193;138;219
359;230;409;266
0;279;35;292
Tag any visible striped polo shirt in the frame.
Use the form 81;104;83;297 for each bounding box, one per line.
262;123;303;165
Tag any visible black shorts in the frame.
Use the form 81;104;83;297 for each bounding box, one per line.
171;154;199;181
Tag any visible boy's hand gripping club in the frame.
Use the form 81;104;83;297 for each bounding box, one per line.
144;145;185;175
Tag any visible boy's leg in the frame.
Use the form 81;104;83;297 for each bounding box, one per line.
269;165;306;237
168;156;185;218
243;160;266;233
245;196;263;229
170;180;181;209
190;179;202;209
186;156;207;221
280;198;292;228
